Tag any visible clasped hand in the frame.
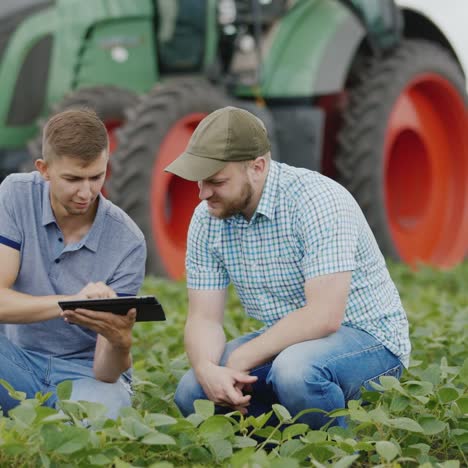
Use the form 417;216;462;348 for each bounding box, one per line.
197;361;257;415
60;282;135;350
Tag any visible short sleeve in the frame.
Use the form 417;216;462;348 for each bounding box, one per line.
0;176;22;250
185;206;229;290
108;240;146;296
299;184;361;279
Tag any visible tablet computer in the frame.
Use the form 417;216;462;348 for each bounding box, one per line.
58;296;166;322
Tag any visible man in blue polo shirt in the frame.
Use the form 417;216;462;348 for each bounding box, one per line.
166;106;411;428
0;108;146;419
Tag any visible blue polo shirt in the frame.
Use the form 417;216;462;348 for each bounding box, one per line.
0;172;146;360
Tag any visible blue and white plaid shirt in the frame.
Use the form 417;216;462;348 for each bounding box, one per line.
186;161;411;367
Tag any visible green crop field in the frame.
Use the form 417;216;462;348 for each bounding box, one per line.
0;263;467;467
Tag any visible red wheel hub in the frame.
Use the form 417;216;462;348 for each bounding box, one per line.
385;73;468;267
151;114;206;279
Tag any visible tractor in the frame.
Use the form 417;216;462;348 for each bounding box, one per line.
107;0;468;278
0;0;467;279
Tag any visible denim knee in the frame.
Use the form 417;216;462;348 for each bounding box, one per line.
174;369;206;417
269;348;315;392
69;377;132;420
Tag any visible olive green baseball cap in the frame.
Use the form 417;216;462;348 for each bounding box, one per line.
164;106;271;181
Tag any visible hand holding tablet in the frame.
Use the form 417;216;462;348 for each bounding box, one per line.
58;295;166;322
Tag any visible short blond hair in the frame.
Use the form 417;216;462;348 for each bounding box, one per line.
42;108;108;162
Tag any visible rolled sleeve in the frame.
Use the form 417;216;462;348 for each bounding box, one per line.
0;177;22;250
186;206;229;290
300;186;360;279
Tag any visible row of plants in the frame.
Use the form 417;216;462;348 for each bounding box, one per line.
0;262;467;466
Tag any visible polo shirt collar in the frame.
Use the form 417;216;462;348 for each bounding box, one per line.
41;181;109;252
41;182;55;226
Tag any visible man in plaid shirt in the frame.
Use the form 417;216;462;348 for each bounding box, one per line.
166;106;411;428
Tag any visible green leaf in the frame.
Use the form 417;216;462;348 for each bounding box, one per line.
9;403;37;426
208;438;233;461
199;415;234;442
301;430;328;443
39;453;50;468
147;413;177;426
437;462;461;468
389;417;424;433
270;458;300;468
88;454;112;466
390;395;410;412
418;417;447;435
332;454;360;468
282;423;309;440
279;439;305;458
438;387;460;403
272;404;292;423
55;435;89;454
251;411;273;429
375;440;399;462
355;441;374;452
0;379;26;401
141;431;176;445
229;447;257;468
459;359;468;385
193;399;214;419
56;380;73;401
308;445;335;463
255;426;281;442
455;396;468;413
379;375;404;391
233;435;257;448
186;413;204;427
405;380;434;397
451;429;468;446
121;417;153;439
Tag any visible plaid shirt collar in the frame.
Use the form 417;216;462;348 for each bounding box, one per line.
226;160;280;225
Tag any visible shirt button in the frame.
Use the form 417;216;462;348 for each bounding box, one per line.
55;259;60;264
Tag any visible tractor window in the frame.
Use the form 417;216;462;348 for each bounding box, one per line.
156;0;207;73
0;0;53;18
0;0;53;64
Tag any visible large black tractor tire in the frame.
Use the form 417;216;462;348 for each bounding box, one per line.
108;79;236;278
336;40;468;267
27;86;139;167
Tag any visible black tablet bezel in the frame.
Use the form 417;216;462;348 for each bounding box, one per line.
58;296;166;322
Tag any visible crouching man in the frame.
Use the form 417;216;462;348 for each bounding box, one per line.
0;109;146;419
166;107;411;428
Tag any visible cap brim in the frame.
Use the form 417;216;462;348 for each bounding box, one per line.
164;152;228;181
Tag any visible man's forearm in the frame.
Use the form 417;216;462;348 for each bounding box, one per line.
185;316;226;376
0;288;67;323
93;336;131;383
228;304;342;371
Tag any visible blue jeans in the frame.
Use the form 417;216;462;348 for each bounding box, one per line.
0;334;132;420
175;326;403;428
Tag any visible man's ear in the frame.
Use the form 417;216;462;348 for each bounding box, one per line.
252;156;267;175
35;158;49;180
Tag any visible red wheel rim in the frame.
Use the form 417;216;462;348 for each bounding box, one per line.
103;119;123;196
384;73;468;267
151;114;206;279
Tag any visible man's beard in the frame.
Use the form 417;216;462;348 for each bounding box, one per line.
209;181;254;219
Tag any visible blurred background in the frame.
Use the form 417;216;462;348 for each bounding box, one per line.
0;0;466;278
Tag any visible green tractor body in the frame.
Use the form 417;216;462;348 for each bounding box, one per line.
0;0;156;174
